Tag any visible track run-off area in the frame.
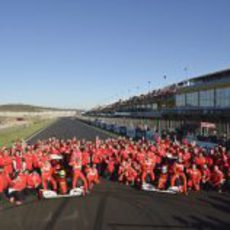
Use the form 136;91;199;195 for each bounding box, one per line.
1;118;230;230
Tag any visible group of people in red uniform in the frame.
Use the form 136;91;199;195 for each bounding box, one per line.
0;136;229;205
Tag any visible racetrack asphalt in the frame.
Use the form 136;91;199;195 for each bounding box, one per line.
1;118;230;230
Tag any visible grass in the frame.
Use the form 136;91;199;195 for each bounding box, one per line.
0;118;56;147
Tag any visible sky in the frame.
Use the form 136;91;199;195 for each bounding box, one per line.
0;0;230;110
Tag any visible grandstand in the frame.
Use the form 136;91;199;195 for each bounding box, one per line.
86;69;230;140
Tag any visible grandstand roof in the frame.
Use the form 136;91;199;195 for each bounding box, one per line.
189;68;230;81
89;69;230;113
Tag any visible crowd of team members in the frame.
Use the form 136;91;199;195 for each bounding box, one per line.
0;136;229;205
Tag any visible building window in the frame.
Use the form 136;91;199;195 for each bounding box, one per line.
151;103;158;110
199;89;214;107
176;94;186;107
216;87;230;108
186;92;198;107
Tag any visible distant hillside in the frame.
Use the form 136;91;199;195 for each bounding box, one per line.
0;104;81;112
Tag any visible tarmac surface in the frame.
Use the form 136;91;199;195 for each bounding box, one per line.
1;118;230;230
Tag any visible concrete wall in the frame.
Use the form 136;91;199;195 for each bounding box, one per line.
0;111;76;118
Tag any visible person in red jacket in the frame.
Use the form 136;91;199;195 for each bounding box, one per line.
0;168;5;195
195;153;206;169
141;157;156;184
201;164;211;189
158;165;169;190
24;153;33;171
56;169;68;195
9;171;27;205
27;171;42;191
118;160;127;183
187;164;202;191
14;151;22;172
0;167;11;201
3;151;13;176
40;161;57;191
86;164;99;191
104;157;116;180
69;151;88;192
125;164;138;186
210;166;225;192
170;159;187;194
82;150;90;168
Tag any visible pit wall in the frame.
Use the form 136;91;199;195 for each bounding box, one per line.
82;116;230;139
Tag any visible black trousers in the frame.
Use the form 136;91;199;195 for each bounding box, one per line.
9;190;25;202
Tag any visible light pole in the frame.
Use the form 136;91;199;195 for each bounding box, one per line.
148;81;151;93
184;67;188;82
136;86;140;95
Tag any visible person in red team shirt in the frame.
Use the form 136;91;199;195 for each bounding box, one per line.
125;163;138;186
0;167;11;201
104;157;116;180
141;157;156;184
24;152;33;171
40;161;57;191
210;165;225;192
118;160;127;183
201;164;211;190
182;148;191;165
195;152;207;169
82;149;90;168
56;169;68;195
187;164;202;191
171;159;187;194
158;165;169;190
69;150;88;193
3;150;13;176
27;171;42;192
14;151;23;172
86;164;100;191
9;171;27;205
